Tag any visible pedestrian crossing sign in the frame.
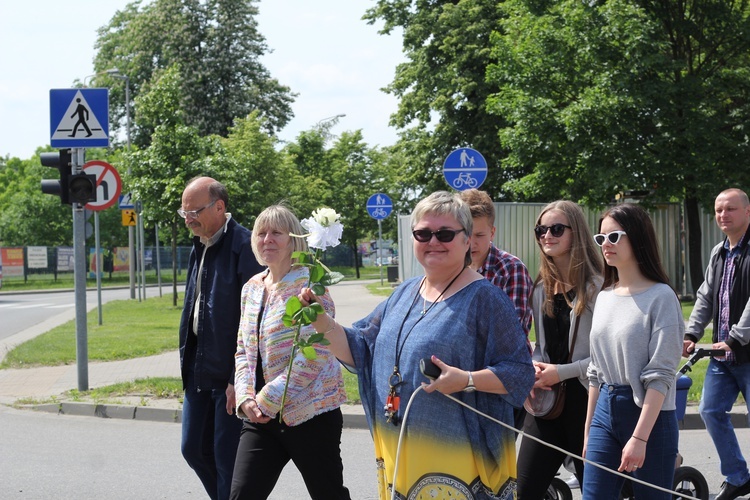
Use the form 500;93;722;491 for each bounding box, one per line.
50;88;109;148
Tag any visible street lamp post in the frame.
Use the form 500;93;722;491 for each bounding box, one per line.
106;69;137;300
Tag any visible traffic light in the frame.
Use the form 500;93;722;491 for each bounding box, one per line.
68;172;97;205
41;148;72;204
40;149;97;205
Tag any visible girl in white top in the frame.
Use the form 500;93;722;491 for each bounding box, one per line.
583;203;684;499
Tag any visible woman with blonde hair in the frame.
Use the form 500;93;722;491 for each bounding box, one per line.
517;200;603;499
231;204;350;499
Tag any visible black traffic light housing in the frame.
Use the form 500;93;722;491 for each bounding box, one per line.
41;148;72;204
40;149;97;205
69;173;97;205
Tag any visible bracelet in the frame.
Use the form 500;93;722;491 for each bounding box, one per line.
319;316;336;335
632;435;647;443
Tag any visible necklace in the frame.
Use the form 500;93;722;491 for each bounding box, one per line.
421;272;461;315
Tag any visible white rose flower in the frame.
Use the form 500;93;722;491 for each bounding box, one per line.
300;208;343;250
312;207;340;227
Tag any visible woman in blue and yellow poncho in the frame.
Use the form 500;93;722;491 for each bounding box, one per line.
300;191;534;499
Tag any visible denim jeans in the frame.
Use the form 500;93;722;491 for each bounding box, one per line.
699;358;750;487
181;375;242;500
583;384;678;500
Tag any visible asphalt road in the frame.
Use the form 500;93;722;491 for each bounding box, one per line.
0;404;378;499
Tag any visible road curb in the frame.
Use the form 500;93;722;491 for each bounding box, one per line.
24;402;369;428
21;401;747;431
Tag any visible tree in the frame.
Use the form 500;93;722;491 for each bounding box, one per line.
91;0;295;148
364;0;513;199
325;130;396;278
123;65;218;304
488;0;750;295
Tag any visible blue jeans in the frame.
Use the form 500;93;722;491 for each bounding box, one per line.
181;376;242;500
583;384;678;500
699;358;750;487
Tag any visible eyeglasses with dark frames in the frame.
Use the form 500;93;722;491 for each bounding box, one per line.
593;230;627;246
177;200;216;219
534;223;572;240
412;228;466;243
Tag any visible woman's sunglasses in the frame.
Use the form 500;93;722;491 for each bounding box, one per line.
534;223;571;240
593;230;627;246
412;228;465;243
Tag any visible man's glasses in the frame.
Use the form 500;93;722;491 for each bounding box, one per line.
412;228;465;243
534;223;571;240
593;231;627;246
177;200;216;219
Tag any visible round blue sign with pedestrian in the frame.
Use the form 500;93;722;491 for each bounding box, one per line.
443;147;487;191
367;193;392;220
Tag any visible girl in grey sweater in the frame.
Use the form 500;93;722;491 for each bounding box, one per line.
583;204;684;500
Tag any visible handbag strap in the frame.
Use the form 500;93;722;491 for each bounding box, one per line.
566;314;581;364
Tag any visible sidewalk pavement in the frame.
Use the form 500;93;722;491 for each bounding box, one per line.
1;279;747;431
0;279;389;428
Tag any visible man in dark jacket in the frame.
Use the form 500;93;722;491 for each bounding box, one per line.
684;188;750;500
178;177;263;500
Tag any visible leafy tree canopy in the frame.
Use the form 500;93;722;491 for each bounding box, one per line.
91;0;296;148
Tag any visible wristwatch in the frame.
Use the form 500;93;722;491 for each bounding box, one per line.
463;371;476;392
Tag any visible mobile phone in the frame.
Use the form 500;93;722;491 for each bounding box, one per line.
420;357;441;380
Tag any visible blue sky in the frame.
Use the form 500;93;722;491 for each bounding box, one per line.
0;1;404;159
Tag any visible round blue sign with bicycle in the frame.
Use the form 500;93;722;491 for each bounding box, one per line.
366;193;392;220
443;147;487;191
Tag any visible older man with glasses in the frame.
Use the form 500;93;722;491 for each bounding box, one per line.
178;177;264;500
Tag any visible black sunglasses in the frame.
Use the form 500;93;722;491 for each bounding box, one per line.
534;223;571;239
412;228;466;243
593;231;627;246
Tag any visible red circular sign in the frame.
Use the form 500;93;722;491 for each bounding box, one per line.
82;160;122;211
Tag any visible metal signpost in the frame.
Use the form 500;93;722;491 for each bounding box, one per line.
366;193;393;285
83;160;122;325
442;147;488;191
48;88;110;391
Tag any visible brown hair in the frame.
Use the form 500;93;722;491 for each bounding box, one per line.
459;189;495;224
535;200;602;317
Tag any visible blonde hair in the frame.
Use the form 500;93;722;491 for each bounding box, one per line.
251;204;308;266
535;200;602;317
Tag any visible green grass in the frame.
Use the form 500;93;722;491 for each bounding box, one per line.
0;294;182;369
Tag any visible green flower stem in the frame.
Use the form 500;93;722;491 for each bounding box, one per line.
277;249;321;423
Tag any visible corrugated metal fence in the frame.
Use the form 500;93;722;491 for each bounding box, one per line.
397;202;723;298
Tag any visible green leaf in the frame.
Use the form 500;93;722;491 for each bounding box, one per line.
320;272;345;286
286;296;302;316
310;264;325;283
318;338;331;346
282;313;295;327
311;283;326;296
293;251;311;264
309;303;325;315
307;333;325;343
302;346;317;360
301;306;319;324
